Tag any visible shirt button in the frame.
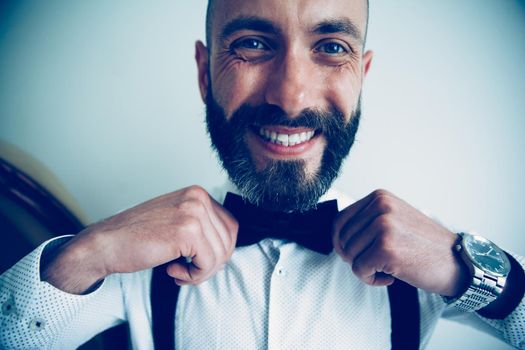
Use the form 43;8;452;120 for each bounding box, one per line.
1;298;16;316
28;318;46;331
277;266;287;276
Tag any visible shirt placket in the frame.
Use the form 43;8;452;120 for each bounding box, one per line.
267;241;292;350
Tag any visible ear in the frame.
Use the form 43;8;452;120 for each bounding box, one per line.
195;40;209;103
362;50;373;78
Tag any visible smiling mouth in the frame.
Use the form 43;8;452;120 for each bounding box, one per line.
255;126;317;147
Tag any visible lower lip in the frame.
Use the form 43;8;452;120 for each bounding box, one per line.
249;130;318;157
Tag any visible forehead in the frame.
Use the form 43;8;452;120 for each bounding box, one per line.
211;0;367;41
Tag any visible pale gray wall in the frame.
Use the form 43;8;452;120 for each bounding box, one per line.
1;1;524;349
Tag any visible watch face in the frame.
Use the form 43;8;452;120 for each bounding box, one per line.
463;234;511;276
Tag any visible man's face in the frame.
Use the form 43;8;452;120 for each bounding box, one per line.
196;0;372;211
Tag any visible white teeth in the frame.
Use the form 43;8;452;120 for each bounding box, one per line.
276;133;288;143
289;134;299;144
257;127;315;146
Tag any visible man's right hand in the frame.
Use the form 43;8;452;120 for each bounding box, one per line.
42;185;239;294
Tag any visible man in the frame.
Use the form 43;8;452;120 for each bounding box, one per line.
1;0;524;349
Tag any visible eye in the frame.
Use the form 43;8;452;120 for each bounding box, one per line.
231;38;270;51
229;37;273;62
313;39;355;65
316;42;348;55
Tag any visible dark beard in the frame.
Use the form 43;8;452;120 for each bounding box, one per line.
205;88;360;212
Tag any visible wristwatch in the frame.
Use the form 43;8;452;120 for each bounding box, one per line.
444;232;511;312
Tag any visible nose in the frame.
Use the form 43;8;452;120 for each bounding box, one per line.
264;50;320;118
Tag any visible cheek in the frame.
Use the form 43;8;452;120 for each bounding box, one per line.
324;67;363;121
211;57;267;118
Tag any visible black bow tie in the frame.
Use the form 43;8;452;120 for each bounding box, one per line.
223;192;339;255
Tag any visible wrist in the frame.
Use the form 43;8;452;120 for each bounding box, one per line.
447;252;471;298
434;232;471;297
42;230;108;294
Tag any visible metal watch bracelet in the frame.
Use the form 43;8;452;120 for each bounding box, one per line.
445;266;507;312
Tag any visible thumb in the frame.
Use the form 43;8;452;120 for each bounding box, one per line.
165;259;194;284
165;258;212;285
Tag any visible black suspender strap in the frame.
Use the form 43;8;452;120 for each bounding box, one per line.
151;267;420;350
151;262;180;350
388;279;421;350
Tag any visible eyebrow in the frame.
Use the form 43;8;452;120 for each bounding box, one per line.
219;16;363;44
311;18;363;43
220;16;282;41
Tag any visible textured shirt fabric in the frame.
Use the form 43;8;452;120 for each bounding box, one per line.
1;186;524;349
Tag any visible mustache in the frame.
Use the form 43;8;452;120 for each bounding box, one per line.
227;103;348;136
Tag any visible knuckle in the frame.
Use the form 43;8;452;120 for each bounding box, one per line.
375;233;397;262
374;214;393;233
376;227;393;248
228;220;239;237
376;199;394;214
230;217;239;231
221;208;239;232
372;193;395;213
183;185;210;203
371;188;392;199
178;198;207;215
377;244;393;263
180;216;202;234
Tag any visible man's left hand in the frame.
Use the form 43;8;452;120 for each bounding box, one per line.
332;189;469;296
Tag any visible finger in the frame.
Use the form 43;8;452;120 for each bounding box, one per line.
334;200;385;257
166;261;193;282
198;198;231;261
333;189;394;244
333;191;378;235
351;240;395;287
190;210;226;268
333;190;394;254
369;272;395;286
337;218;381;263
179;187;231;260
183;187;237;261
172;260;228;286
208;196;239;255
166;257;215;285
166;223;216;282
169;263;217;286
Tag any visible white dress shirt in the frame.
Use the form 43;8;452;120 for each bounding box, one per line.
1;186;524;349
